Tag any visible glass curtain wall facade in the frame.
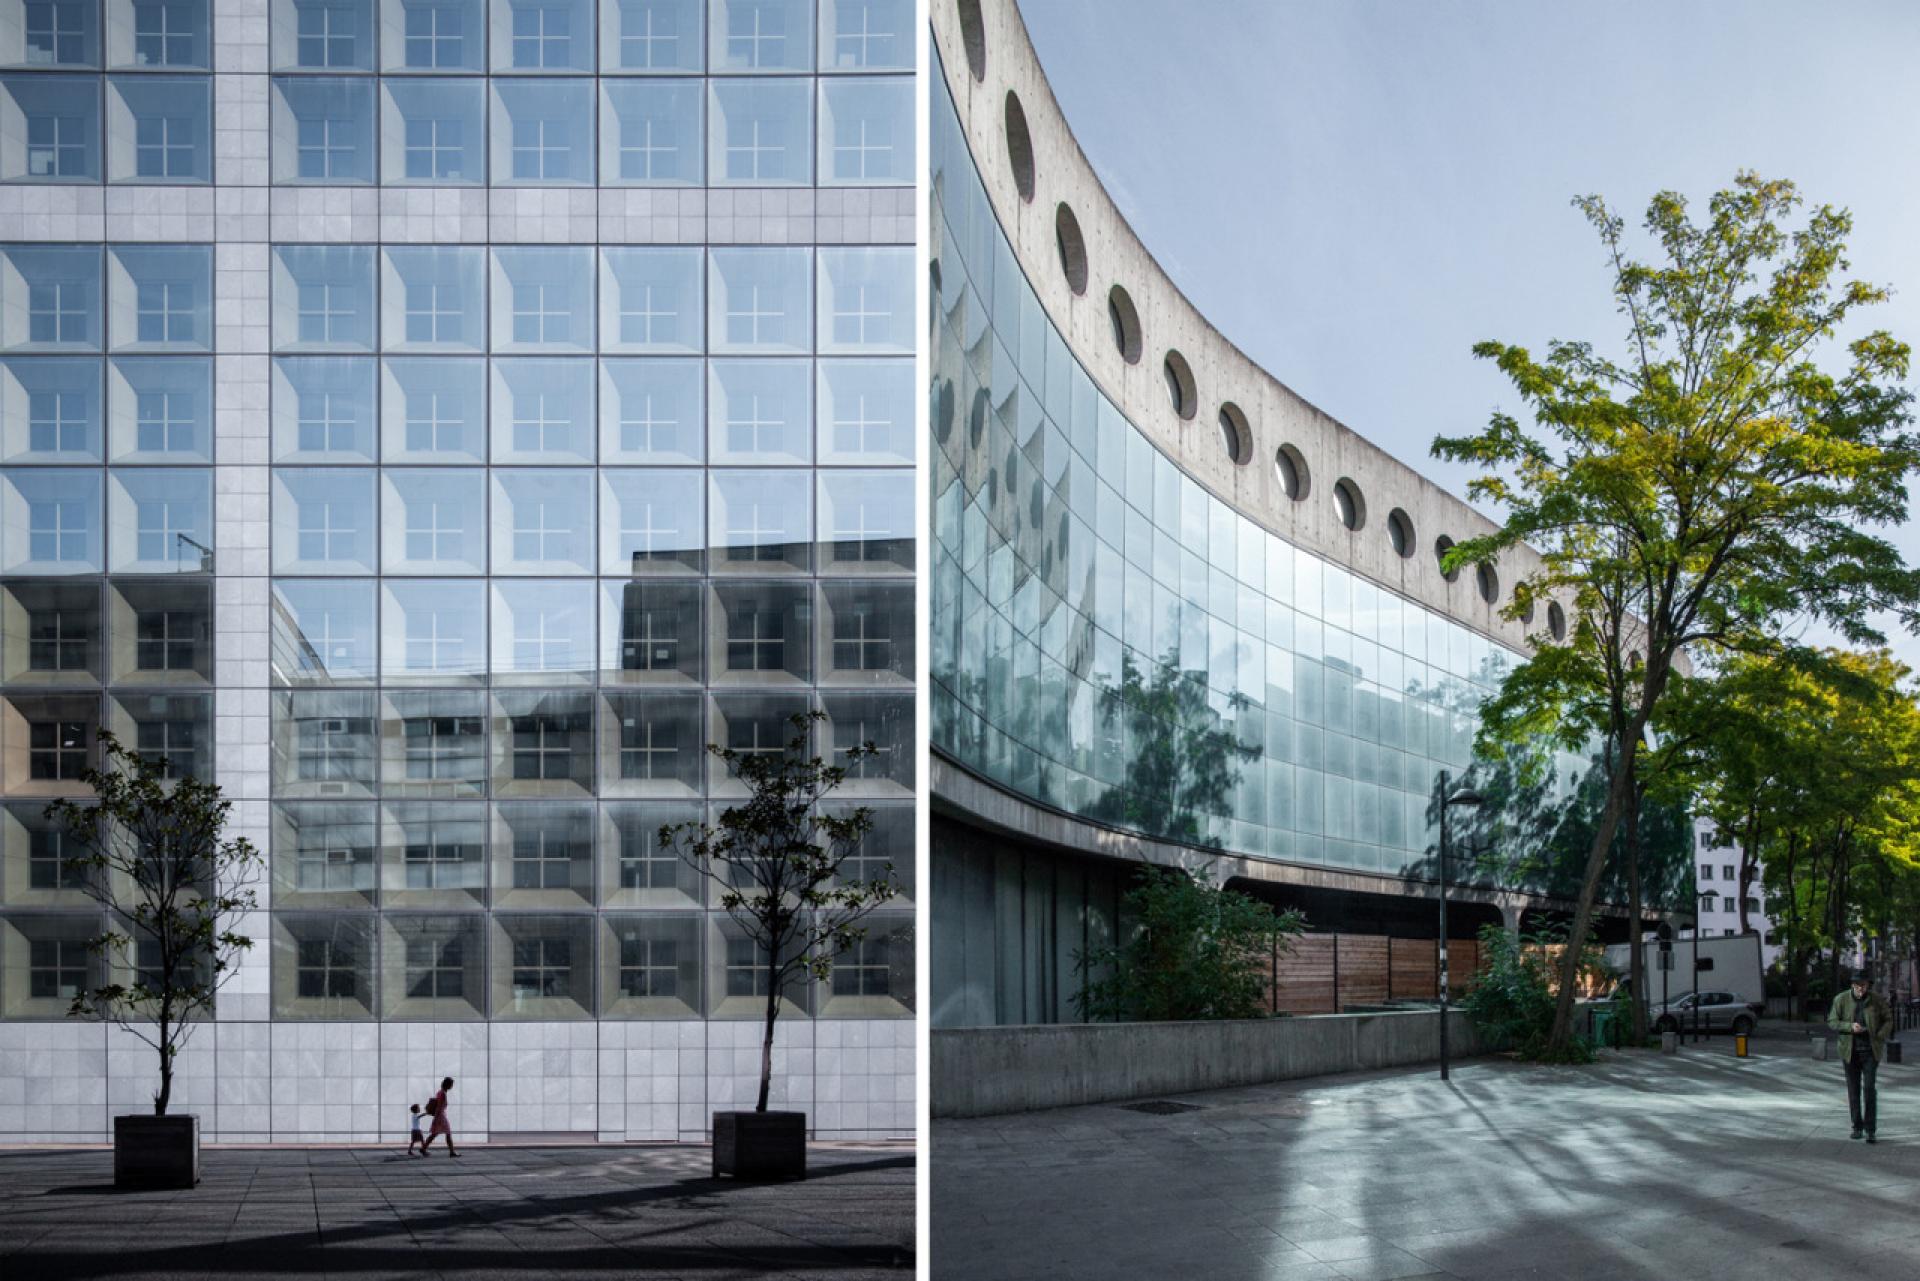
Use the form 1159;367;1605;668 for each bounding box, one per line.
929;65;1566;1027
0;0;915;1144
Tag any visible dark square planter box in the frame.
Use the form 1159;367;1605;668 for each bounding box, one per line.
115;1114;200;1189
712;1111;806;1181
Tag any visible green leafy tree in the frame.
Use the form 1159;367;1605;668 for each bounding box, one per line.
1706;650;1920;1013
45;731;260;1117
1073;865;1305;1022
660;712;896;1114
1435;173;1920;1054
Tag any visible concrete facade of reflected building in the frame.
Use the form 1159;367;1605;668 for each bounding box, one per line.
0;0;916;1143
929;0;1651;1029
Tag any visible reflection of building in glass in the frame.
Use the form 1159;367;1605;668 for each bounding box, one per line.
0;0;915;1145
929;1;1652;1032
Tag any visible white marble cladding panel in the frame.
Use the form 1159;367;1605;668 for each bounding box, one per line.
707;189;817;244
214;352;271;463
820;1018;915;1138
598;190;709;244
0;187;107;241
487;189;603;243
0;1020;911;1142
214;187;273;243
213;1021;272;1140
380;1022;491;1143
270;1022;381;1140
268;188;383;244
214;74;272;189
379;190;492;243
213;0;270;74
0;1023;108;1141
487;1022;599;1134
598;1020;705;1141
104;187;220;242
215;242;271;353
816;188;915;245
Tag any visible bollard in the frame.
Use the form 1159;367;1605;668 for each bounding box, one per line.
1890;1040;1904;1065
1735;1033;1748;1058
1661;1029;1677;1054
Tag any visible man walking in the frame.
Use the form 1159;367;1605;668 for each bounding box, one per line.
421;1077;460;1158
1828;970;1892;1143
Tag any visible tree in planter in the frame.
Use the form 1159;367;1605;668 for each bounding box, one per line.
44;731;260;1117
1073;865;1305;1022
660;711;897;1115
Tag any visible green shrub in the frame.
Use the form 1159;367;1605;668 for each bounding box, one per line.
1073;865;1304;1022
1459;923;1600;1063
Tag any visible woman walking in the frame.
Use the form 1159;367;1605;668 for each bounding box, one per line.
421;1077;460;1158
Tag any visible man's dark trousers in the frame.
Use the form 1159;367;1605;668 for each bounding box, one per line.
1846;1037;1879;1135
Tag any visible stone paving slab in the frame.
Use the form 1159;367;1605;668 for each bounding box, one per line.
0;1141;914;1279
931;1029;1920;1280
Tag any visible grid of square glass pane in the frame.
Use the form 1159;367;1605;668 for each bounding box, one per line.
929;71;1580;883
261;234;913;1019
0;0;215;184
259;0;914;187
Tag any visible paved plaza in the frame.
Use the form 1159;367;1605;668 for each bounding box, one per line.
932;1028;1920;1280
0;1140;913;1279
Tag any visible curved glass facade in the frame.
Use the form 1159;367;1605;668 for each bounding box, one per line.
930;69;1533;880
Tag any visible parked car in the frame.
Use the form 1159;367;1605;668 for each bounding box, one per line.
1648;989;1762;1035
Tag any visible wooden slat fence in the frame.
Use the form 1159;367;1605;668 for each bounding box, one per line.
1257;933;1486;1016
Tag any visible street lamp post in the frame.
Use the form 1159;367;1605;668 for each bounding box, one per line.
1438;771;1486;1081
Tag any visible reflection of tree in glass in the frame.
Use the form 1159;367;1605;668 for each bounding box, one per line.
1083;650;1261;850
1400;747;1690;909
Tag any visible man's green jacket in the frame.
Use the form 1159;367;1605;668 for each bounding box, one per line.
1827;988;1894;1063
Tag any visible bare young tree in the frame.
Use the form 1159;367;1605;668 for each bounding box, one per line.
45;731;261;1117
660;711;896;1114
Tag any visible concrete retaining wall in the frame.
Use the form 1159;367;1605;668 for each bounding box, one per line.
932;1010;1503;1118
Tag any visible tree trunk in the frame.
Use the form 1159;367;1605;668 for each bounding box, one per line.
154;1034;173;1118
1736;808;1758;936
1830;837;1851;997
756;954;779;1114
1547;738;1640;1054
1783;833;1801;1020
1625;777;1646;1042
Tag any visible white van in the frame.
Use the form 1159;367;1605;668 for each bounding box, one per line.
1602;931;1766;1029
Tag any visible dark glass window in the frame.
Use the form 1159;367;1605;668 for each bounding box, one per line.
402;714;482;780
29;939;90;1001
403;825;476;888
830;936;889;997
510;713;578;780
618;936;676;997
510;937;571;998
135;717;197;778
28;827;86;889
404;934;463;997
28;610;90;671
510;825;574;889
135;608;202;671
295;937;358;998
29;721;88;779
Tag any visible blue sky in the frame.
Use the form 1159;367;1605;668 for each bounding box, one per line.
1018;0;1920;666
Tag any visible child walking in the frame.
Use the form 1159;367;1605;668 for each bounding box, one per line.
407;1103;426;1157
